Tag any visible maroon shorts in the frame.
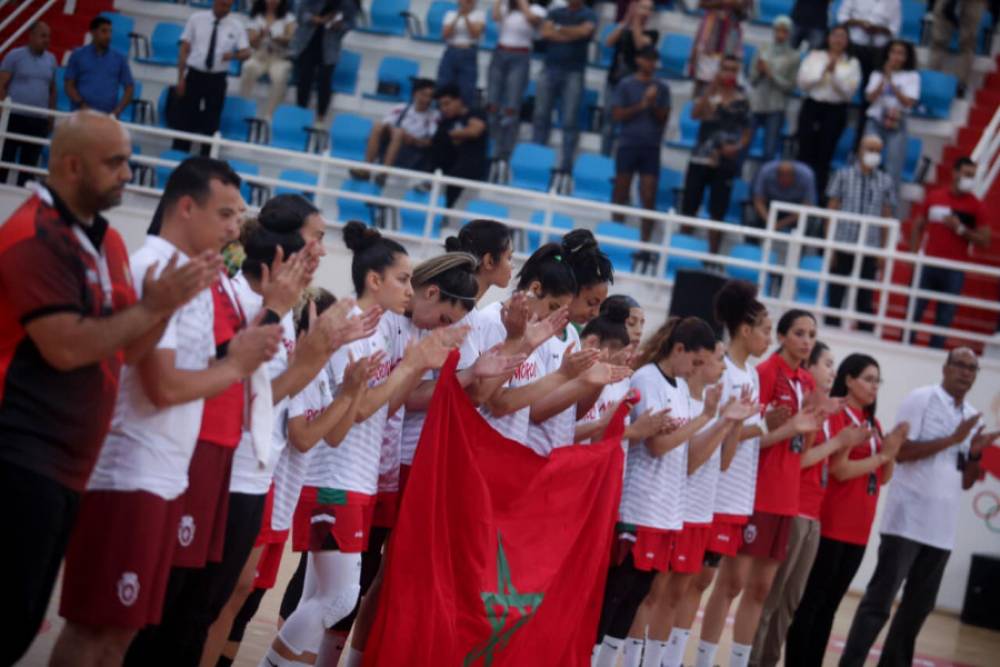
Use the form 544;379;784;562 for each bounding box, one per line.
61;490;182;628
252;534;288;590
738;510;793;561
707;514;748;557
173;441;234;568
671;523;713;574
292;486;375;553
373;490;399;529
616;525;676;573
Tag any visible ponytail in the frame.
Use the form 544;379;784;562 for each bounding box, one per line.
635;316;717;368
342;221;407;296
516;242;577;297
581;297;630;348
561;229;613;292
443;219;512;267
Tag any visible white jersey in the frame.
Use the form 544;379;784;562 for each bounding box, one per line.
229;273;297;495
377;312;411;492
304;307;392;495
476;301;537;444
713;356;761;517
272;371;329;531
683;393;717;525
87;236;215;500
619;364;690;531
578;378;631;436
526;325;581;456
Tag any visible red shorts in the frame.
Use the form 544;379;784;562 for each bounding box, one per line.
61;490;181;628
252;534;288;590
671;523;712;574
174;441;234;568
373;490;399;529
292;486;375;553
254;485;278;548
738;510;793;561
398;464;412;496
707;514;748;557
616;524;676;573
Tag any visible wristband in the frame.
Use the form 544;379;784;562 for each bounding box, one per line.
261;309;282;325
759;417;769;436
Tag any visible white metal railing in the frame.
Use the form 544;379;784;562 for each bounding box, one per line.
972;102;1000;199
0;0;58;57
2;100;999;346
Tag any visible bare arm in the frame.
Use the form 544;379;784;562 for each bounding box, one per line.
114;84;134;118
967;225;991;248
909;215;926;251
287;386;364;452
829;447;889;482
138;348;245;408
0;71;11;99
719;420;743;470
645;413;710;457
688;418;737;474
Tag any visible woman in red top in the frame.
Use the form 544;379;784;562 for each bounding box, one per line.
785;354;908;667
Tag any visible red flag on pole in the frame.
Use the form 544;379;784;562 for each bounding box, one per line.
363;351;628;667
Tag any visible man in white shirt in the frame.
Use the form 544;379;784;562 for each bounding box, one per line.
354;78;439;183
173;0;251;154
49;157;281;667
839;348;998;667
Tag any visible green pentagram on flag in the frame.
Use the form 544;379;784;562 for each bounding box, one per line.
462;531;544;667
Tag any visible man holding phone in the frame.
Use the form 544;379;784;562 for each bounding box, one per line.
908;157;990;348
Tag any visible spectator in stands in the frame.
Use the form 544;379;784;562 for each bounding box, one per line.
681;54;751;255
64;16;135;118
825;134;896;331
240;0;296;118
864;39;920;189
928;0;989;97
352;78;439;184
908;157;990;348
0;22;56;187
532;0;597;172
174;0;251;154
751;159;817;238
601;0;659;155
438;0;485;107
431;84;488;208
291;0;357;122
836;0;901;129
747;15;799;162
689;0;752;96
609;45;670;245
791;0;831;49
486;0;546;163
795;24;861;197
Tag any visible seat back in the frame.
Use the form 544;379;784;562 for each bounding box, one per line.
276;169;319;200
219;96;257;141
270;104;315;151
150;22;184;63
794;255;825;304
367;0;410;35
329;113;373;161
399;188;445;236
527;211;574;251
900;0;925;43
830;125;856;170
666;233;708;279
156;149;190;187
464;199;509;223
374;57;420;101
659;33;693;78
901;136;922;183
595;221;639;273
337;179;381;224
99;12;134;55
657;167;683;210
226;159;260;202
916;70;957;119
425;1;458;40
725;243;763;284
332;50;361;95
509;143;556;192
571;154;614;202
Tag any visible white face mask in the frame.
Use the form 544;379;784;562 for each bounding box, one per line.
957;176;975;193
862;151;882;169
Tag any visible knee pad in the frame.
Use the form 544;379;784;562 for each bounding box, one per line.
321;584;362;630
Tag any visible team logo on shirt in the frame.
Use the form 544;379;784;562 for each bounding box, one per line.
743;523;758;544
117;571;140;607
178;514;196;547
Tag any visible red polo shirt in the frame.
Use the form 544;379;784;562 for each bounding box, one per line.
916;186;986;261
196;273;246;448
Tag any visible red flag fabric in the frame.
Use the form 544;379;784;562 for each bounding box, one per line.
363;351;628;667
981;444;1000;480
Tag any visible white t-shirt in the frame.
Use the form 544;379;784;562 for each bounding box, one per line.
182;10;250;74
87;236;215;500
304;308;393;495
880;384;979;550
525;325;581;456
272;372;329;531
865;70;921;122
498;4;546;49
797;51;862;105
228;274;296;495
578;378;631;434
376;312;410;493
381;103;439;140
248;13;295;57
683;393;718;525
712;356;761;517
443;9;486;47
476;301;536;444
619;364;690;531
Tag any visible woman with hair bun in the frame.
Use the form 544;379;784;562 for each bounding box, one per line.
561;229;615;328
600;294;646;347
443;218;514;300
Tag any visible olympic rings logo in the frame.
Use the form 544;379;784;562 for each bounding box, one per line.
972;491;1000;534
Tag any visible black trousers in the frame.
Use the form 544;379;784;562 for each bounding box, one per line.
295;30;334;117
785;537;866;667
0;113;49;186
173;68;228;154
125;492;265;666
0;461;80;665
595;552;656;642
826;251;879;330
279;550;308;621
796;99;848;198
681;162;737;222
853;44;883;147
839;534;950;667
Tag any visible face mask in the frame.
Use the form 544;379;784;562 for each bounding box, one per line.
719;73;738;87
957;176;975;193
862;152;882;169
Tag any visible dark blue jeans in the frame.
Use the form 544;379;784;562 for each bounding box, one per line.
437;46;478;107
911;265;965;348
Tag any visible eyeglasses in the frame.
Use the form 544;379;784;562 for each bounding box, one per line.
948;361;980;373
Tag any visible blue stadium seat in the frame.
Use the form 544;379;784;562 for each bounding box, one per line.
901;136;922;183
725;179;750;224
915;70;957;119
830;125;856;170
754;0;794;25
156;149;189;187
464;199;508;223
726;243;763;284
414;1;457;42
329;113;373;162
219;96;257;141
226;159;261;203
332;50;361;95
900;0;925;44
337;179;382;224
359;0;410;36
270;104;315;151
99;12;134;56
794;255;824;304
743;43;757;76
399;188;445;236
596;221;639;274
136;22;184;66
119;81;148;123
276;169;319;200
656;167;683;210
54;67;71;111
527;210;574;251
363;57;420;103
594;24;616;69
667;101;699;150
666;233;708;280
659;33;693;79
571;154;614;202
482;14;499;49
509;143;555;192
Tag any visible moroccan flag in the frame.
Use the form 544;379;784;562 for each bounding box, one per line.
982;444;1000;480
363;351;629;667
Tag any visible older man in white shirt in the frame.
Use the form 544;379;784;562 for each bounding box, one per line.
839;347;998;667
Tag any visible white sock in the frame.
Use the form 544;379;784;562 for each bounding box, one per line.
662;628;691;667
694;640;718;667
642;639;668;667
595;636;624;667
622;638;645;667
729;642;752;667
343;647;363;667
